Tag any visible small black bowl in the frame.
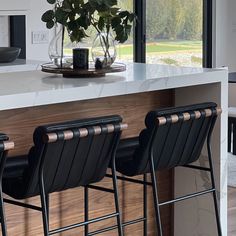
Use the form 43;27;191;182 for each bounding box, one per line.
0;47;21;63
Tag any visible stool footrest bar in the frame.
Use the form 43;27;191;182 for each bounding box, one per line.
183;165;211;172
88;217;147;236
49;212;119;235
159;188;215;206
106;174;152;186
87;185;114;193
123;217;147;227
88;225;118;236
4;198;42;211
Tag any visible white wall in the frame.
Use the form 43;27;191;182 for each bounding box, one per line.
0;16;9;47
224;0;236;72
224;0;236;107
214;0;236;107
26;0;54;61
214;0;229;69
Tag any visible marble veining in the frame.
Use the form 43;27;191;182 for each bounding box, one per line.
0;59;43;73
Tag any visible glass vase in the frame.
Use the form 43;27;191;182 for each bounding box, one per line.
91;32;116;68
48;24;72;68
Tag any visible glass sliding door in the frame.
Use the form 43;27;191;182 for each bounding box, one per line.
146;0;203;67
60;0;211;67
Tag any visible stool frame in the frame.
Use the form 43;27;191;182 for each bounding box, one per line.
109;106;222;236
228;117;236;154
3;120;127;236
0;139;14;236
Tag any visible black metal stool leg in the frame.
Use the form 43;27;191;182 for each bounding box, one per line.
46;194;49;227
143;174;147;236
84;186;89;236
233;122;236;155
207;135;222;236
150;155;163;236
111;164;123;236
212;190;222;236
228;119;232;152
0;187;7;236
39;177;49;236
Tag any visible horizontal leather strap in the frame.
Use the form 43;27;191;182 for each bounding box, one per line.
157;107;222;126
45;123;128;143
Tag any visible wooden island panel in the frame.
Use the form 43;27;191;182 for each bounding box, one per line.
0;90;174;235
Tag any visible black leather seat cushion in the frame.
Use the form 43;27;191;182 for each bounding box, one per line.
116;137;139;160
115;132;151;176
2;156;29;199
4;156;28;178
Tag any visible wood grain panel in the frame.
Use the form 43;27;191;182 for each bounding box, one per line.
0;90;174;236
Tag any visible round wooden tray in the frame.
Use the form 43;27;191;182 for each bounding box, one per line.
41;62;126;78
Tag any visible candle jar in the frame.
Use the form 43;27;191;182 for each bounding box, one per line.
73;48;89;70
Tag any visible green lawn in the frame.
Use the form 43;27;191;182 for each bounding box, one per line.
117;41;202;56
65;40;202;57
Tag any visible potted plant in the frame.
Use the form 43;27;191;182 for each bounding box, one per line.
42;0;135;68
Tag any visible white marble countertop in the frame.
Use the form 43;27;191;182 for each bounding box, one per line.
0;59;44;73
0;63;227;111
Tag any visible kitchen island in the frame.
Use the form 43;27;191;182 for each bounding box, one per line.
0;63;228;235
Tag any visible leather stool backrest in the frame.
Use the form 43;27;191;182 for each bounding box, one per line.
23;115;127;196
133;103;221;174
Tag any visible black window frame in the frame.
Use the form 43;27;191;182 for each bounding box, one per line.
10;16;26;59
134;0;213;68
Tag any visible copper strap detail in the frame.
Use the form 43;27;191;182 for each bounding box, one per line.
216;107;222;115
46;133;58;143
157;107;222;126
3;141;15;151
45;123;128;143
107;124;115;133
93;126;102;135
170;114;179;124
194;111;201;119
79;128;89;138
120;123;128;131
63;130;74;140
182;112;191;121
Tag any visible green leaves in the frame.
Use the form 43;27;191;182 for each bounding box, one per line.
41;10;55;28
41;10;54;22
55;8;69;25
41;0;135;43
89;0;117;11
98;17;105;31
46;20;55;29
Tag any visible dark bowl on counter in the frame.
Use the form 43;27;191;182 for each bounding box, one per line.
0;47;21;63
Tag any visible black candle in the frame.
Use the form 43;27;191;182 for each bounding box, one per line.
73;48;89;69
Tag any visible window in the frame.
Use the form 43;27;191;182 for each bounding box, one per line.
62;0;212;68
146;0;203;67
133;0;212;67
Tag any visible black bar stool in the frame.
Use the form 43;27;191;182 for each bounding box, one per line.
2;116;127;236
0;134;14;236
110;103;222;236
